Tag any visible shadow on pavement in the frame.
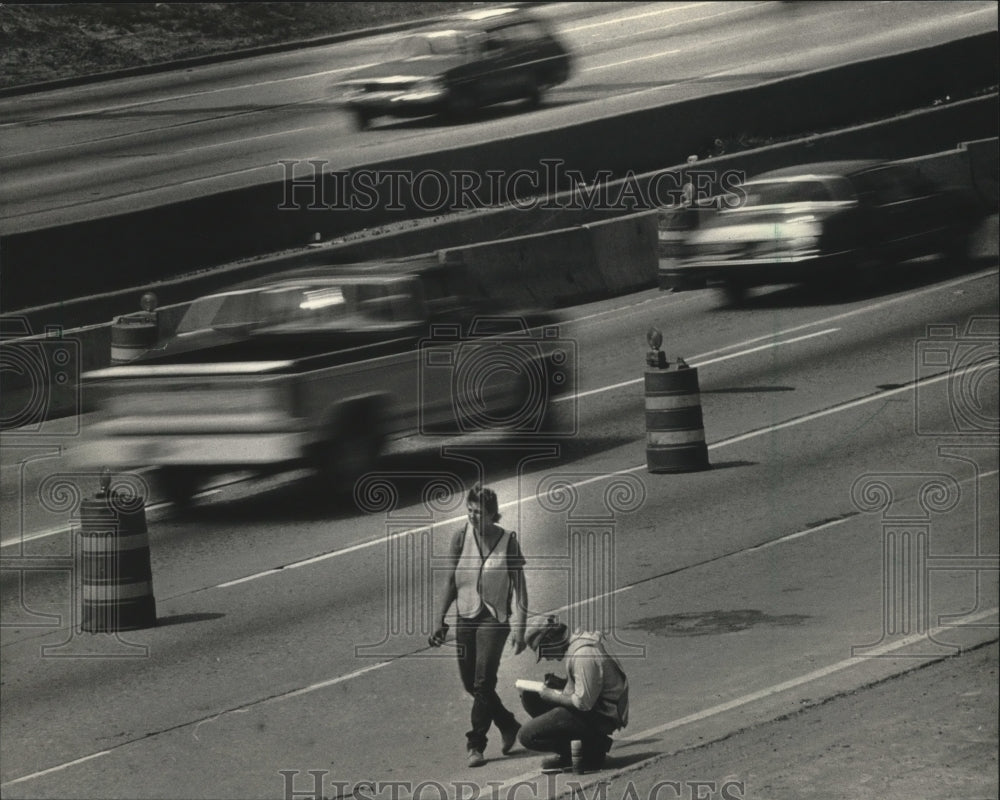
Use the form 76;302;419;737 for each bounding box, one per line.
709;255;997;312
154;612;226;627
707;460;756;471
181;433;637;523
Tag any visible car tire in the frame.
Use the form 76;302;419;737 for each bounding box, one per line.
352;109;371;131
445;88;476;120
718;281;748;307
849;250;889;295
524;77;543;109
158;467;203;509
313;421;383;500
943;227;974;269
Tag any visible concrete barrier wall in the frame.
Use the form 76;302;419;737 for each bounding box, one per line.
12;94;999;333
3;130;997;428
3;31;996;312
587;211;658;296
443;226;606;307
965;137;1000;212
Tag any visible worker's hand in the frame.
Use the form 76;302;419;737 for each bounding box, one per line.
511;635;526;655
428;623;449;647
543;672;567;690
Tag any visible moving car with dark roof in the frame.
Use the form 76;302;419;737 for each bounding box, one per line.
658;159;980;302
335;7;572;129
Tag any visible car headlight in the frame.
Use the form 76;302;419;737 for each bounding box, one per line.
399;78;447;100
337;85;364;101
783;235;820;253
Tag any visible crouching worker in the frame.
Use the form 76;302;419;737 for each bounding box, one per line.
517;615;629;773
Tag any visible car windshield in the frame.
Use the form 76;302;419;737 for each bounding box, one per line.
393;30;467;58
741;178;851;207
174;278;423;335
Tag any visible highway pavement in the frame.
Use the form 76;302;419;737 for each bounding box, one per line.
1;1;996;231
1;261;996;798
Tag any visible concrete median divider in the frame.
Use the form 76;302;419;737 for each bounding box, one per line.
441;227;604;308
964;137;1000;212
3;31;996;312
438;208;658;308
9;94;998;334
587;211;659;296
3;131;997;430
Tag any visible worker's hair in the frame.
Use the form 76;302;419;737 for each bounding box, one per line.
467;484;501;522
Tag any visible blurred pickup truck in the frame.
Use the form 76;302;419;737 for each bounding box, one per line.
75;257;574;505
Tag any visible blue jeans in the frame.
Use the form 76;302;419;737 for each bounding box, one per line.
455;609;519;752
517;688;615;760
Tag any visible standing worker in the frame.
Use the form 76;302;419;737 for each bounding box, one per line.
517;615;630;773
429;484;529;767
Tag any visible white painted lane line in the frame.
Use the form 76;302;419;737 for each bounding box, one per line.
7;469;994;791
4;269;994;551
217;360;993;589
562;266;997;398
568;2;770;38
0;62;376;133
490;605;999;792
581;49;681;72
1;750;113;789
544;468;999;617
561;328;839;402
0;3;747;137
564;3;714;33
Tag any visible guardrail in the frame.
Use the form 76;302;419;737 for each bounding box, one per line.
2;31;996;312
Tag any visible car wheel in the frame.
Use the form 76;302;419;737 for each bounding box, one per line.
849;250;889;294
524;77;543;109
445;88;476;120
352;109;371;131
943;226;974;269
158;467;203;509
313;423;383;500
718;281;748;307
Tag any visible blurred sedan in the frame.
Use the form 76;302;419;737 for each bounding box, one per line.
335;7;572;129
659;159;980;302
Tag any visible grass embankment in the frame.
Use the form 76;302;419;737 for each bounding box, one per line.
0;2;479;89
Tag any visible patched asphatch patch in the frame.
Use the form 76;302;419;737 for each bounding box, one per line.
625;610;810;636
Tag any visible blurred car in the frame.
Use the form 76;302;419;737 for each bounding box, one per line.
335;7;572;129
76;257;575;505
658;159;980;302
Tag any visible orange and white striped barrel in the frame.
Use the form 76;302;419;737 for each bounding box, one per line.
645;364;709;473
78;492;156;632
110;311;158;364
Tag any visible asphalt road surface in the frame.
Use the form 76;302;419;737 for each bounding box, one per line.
1;1;997;231
2;261;997;798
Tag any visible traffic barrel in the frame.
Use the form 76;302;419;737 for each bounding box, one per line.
110;292;159;364
644;328;709;473
77;474;156;632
